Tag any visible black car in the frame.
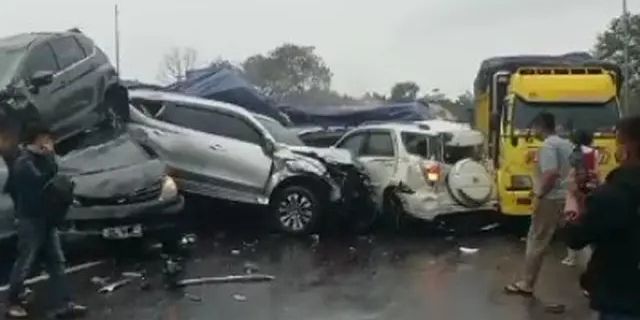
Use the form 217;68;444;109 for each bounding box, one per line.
0;128;184;243
0;29;129;141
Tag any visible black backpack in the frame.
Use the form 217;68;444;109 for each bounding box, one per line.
42;174;75;226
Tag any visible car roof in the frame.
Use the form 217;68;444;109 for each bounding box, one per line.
129;89;256;119
0;31;89;50
353;122;434;135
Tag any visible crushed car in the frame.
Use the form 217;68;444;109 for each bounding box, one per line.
333;119;497;225
127;89;374;234
0;28;128;141
0;128;184;243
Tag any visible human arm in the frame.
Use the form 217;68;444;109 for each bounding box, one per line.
536;144;560;198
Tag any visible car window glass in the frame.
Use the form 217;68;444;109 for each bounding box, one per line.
75;36;94;56
161;103;262;145
23;44;59;77
362;132;394;157
337;133;366;156
401;132;429;158
428;136;443;161
50;37;86;69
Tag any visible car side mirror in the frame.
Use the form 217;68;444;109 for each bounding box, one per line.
263;139;276;156
29;71;54;93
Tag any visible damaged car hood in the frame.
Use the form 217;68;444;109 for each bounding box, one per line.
60;134;165;199
286;145;354;165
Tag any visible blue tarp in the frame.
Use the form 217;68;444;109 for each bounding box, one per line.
169;67;290;124
279;102;434;127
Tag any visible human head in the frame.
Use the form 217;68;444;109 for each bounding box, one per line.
571;129;594;147
615;115;640;165
22;121;54;153
531;112;555;140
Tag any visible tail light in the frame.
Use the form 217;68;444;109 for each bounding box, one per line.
421;163;441;183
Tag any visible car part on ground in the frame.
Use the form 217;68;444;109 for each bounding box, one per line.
128;89;374;235
0;29;128;142
333;120;497;224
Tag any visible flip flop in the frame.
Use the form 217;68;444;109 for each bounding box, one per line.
504;283;533;296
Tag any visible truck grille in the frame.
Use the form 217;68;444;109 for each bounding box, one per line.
76;180;163;206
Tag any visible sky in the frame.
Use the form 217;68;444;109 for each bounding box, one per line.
0;0;636;98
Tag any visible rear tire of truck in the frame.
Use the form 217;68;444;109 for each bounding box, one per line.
271;185;322;235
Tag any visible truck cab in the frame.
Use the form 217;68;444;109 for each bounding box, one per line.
474;54;621;216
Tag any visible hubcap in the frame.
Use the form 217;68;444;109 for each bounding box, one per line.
278;192;313;231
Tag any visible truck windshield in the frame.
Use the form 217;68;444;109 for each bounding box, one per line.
0;46;25;89
512;98;618;134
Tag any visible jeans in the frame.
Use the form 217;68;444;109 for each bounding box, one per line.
600;313;640;320
7;219;70;306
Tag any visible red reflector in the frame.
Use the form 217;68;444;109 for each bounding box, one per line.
516;198;532;205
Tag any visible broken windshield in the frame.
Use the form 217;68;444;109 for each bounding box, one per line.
0;46;25;89
256;116;304;146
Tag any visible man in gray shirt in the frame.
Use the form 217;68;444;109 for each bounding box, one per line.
506;112;573;295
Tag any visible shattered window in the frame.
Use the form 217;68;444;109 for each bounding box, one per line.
362;132;394;157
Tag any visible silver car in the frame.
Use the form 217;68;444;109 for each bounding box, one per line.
127;89;354;234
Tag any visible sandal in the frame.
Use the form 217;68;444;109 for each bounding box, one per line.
504;283;533;296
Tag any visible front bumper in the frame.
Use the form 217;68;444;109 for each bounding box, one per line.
399;189;498;221
60;195;184;237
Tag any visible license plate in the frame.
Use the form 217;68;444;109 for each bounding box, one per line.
102;224;143;239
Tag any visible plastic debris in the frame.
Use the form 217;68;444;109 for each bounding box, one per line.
480;223;500;232
176;274;275;287
459;247;479;255
544;304;566;314
231;249;241;256
122;272;144;279
233;294;247;302
98;278;134;294
185;293;202;302
90;276;110;286
0;260;105;292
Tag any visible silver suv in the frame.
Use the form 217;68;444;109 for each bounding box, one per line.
334;120;497;225
127;89;359;234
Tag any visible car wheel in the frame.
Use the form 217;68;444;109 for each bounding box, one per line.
271;186;321;235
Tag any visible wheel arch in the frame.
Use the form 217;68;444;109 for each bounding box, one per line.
268;174;332;207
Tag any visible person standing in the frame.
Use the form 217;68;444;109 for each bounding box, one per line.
564;116;640;320
5;122;86;319
505;112;573;295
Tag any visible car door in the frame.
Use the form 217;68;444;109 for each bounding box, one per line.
48;36;94;135
20;42;62;128
357;131;398;199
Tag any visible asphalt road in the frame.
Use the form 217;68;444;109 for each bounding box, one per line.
0;210;596;320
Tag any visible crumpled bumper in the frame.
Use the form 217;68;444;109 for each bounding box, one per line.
398;189;497;221
60;195;184;237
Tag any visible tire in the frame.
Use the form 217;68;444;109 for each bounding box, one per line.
271;185;322;235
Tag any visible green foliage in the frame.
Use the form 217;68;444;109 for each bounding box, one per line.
390;82;420;102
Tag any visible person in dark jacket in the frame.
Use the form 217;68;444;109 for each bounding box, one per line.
5;122;86;319
565;116;640;320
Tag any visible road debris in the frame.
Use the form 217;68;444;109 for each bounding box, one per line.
122;271;145;279
90;276;110;286
98;278;134;294
233;294;247;302
243;262;260;275
459;247;479;255
185;293;203;302
480;223;500;232
0;260;105;292
176;274;275;287
544;303;566;314
231;249;241;256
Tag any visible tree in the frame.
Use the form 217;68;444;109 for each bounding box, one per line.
242;44;333;99
422;88;447;103
158;47;198;84
390;81;420;102
209;58;243;75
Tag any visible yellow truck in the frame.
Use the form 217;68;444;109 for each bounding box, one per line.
473;54;622;216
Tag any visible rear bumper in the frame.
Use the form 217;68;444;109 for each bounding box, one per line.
399;190;498;221
60;195;184;237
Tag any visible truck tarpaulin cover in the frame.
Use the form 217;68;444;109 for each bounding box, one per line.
474;52;622;92
280;102;434;127
169;67;289;124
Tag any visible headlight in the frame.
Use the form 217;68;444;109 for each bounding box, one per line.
509;175;533;191
159;176;178;201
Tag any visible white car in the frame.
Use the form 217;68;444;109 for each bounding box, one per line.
333;120;497;224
